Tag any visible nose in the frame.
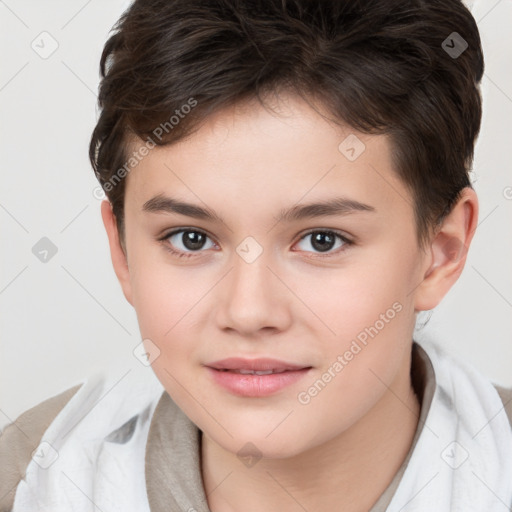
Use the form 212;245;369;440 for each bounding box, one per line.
215;248;292;337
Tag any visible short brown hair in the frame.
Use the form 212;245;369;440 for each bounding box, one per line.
89;0;484;250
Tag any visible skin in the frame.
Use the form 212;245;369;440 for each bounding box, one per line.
101;92;478;512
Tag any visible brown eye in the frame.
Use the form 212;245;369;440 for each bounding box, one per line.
295;230;352;256
162;229;215;256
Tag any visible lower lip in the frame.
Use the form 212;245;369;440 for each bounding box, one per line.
206;367;311;397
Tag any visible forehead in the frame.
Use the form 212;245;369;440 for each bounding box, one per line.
123;93;412;225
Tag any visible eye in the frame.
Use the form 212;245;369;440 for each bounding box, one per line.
294;229;352;256
159;228;216;258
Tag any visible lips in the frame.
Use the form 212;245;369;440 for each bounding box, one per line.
205;357;312;397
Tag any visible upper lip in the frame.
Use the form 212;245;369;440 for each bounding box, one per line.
206;358;310;372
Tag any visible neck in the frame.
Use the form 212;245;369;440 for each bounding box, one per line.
201;354;421;512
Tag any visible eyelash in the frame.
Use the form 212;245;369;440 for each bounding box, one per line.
157;228;354;259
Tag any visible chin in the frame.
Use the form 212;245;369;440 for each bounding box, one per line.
205;420;317;461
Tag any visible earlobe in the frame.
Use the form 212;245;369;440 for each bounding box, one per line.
100;200;133;306
414;187;479;311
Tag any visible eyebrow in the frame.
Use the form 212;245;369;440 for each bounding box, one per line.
142;194;376;223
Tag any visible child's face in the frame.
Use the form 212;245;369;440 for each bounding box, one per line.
114;93;433;458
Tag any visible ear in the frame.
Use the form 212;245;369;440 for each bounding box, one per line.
414;187;479;311
100;200;133;306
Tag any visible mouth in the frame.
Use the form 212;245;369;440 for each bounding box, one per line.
216;368;291;375
205;358;312;397
206;357;310;372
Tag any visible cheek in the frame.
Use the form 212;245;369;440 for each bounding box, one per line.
291;287;415;445
130;267;203;401
291;247;418;403
128;258;214;384
299;250;417;345
128;243;206;338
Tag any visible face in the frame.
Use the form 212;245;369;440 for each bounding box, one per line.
109;93;434;459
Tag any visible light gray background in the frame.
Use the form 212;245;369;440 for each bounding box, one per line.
1;0;511;430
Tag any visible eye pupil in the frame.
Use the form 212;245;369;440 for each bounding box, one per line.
183;231;206;250
311;232;335;252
